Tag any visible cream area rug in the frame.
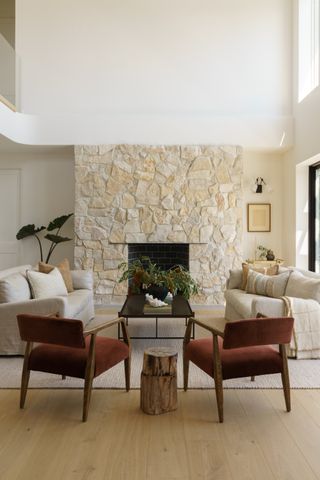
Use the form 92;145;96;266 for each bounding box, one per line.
1;306;320;389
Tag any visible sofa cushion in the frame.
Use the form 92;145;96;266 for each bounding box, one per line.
39;258;74;293
27;268;68;299
285;271;320;302
246;270;291;298
289;267;320;279
71;270;93;290
251;296;286;317
241;263;279;290
65;289;93;318
228;269;243;289
0;264;32;280
0;273;31;303
224;289;258;318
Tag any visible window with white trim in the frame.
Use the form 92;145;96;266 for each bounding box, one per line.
299;0;319;102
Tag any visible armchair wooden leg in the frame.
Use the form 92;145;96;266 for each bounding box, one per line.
280;344;291;412
20;369;30;409
214;380;224;423
83;334;96;422
281;371;291;412
62;375;66;380
213;335;223;423
251;376;255;382
83;374;94;422
183;357;189;391
124;356;131;392
20;341;32;409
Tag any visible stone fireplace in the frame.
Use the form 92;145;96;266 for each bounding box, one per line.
74;145;243;304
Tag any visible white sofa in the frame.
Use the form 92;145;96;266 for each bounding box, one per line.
0;264;94;355
225;266;320;320
225;266;320;358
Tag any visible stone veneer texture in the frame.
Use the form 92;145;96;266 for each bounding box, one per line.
74;145;243;305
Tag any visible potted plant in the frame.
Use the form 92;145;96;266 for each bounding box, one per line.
16;213;73;263
256;245;276;262
164;265;198;299
256;245;268;260
118;256;198;300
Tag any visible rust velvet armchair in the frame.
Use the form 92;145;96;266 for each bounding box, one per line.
183;316;294;422
17;314;131;421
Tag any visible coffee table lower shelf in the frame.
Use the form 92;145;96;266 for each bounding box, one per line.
117;315;195;340
117;294;195;340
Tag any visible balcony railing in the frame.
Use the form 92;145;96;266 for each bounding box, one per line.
0;33;16;111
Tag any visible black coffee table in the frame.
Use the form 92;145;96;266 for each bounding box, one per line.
118;294;195;339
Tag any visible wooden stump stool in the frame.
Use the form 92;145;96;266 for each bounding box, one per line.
140;347;178;415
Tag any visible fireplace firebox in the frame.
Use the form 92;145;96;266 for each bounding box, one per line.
128;243;189;271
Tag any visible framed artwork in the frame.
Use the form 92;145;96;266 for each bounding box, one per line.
247;203;271;232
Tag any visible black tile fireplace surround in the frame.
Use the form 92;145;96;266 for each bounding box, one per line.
128;243;189;271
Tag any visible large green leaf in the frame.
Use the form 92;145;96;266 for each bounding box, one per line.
44;234;72;244
16;224;46;240
47;213;73;231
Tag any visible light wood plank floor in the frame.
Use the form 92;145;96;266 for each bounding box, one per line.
1;389;320;479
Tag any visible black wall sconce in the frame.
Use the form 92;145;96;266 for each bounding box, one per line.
255;177;266;193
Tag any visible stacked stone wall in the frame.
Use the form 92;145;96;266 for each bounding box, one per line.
74;145;243;304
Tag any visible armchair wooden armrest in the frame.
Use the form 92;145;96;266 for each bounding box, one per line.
84;317;130;347
184;317;226;345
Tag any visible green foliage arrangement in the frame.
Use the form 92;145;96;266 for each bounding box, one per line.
16;213;73;263
256;245;275;261
118;256;198;300
256;245;268;260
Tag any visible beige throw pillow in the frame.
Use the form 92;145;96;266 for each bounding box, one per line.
241;263;279;290
39;258;74;292
246;270;291;298
27;268;68;299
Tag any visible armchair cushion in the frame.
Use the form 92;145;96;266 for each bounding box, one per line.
185;337;283;380
28;336;129;379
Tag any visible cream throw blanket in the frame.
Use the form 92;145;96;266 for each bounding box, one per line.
282;296;320;359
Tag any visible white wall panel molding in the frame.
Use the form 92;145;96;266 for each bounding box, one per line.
0;168;20;268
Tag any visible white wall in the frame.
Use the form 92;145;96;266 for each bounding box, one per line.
0;0;15;106
16;0;292;117
0;147;75;268
242;151;284;263
0;0;293;147
292;0;320;166
0;144;286;271
281;0;320;268
282;150;296;266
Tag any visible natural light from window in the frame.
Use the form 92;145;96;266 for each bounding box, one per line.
298;0;319;102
